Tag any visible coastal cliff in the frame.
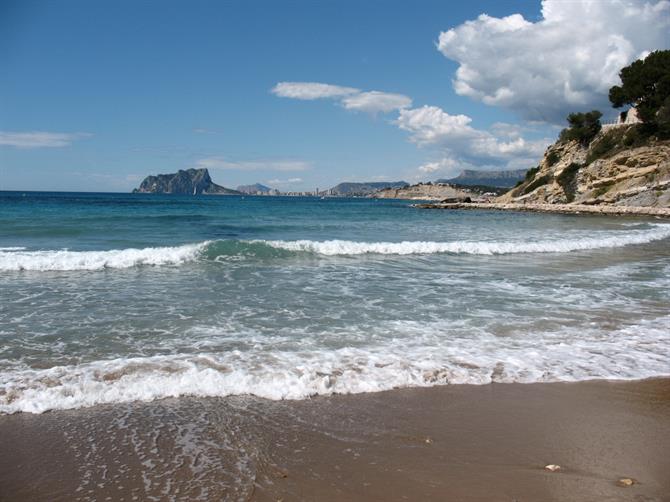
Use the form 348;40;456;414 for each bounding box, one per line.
133;168;240;195
372;182;492;201
497;126;670;207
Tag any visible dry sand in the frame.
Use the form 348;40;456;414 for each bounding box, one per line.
1;379;669;501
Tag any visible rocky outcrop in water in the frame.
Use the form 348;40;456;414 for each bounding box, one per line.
498;125;670;207
133;169;240;195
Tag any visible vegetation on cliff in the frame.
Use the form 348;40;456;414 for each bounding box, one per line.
609;50;670;132
500;52;670;208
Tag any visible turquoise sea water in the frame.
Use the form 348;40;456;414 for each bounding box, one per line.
1;191;669;413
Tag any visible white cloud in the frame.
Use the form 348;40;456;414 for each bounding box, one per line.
0;131;91;148
341;91;412;113
395;105;550;178
272;81;411;114
418;157;461;174
196;157;311;172
396;106;477;145
271;82;359;100
437;0;670;123
396;105;549;161
267;177;303;185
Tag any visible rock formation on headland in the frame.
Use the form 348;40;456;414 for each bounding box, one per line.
133;168;241;195
325;181;409;196
372;182;488;201
497;126;670;207
498;51;670;208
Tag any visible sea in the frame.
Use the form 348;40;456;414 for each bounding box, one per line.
1;191;670;414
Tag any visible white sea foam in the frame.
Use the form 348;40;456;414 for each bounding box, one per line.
2;224;668;271
2;315;669;414
0;242;209;271
263;224;670;256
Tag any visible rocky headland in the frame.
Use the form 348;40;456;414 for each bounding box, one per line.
419;123;670;215
372;182;493;201
133;168;240;195
497;126;670;207
325;181;409;197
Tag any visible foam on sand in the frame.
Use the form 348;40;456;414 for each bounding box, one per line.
2;315;669;414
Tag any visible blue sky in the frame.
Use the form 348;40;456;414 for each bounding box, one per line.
1;0;668;192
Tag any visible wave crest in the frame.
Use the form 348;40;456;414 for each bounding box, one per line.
263;225;670;256
2;224;669;271
0;242;208;271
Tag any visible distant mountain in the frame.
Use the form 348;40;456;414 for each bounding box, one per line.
325;181;409;196
438;169;527;188
236;183;272;194
132;168;240;195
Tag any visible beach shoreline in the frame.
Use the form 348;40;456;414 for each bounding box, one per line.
415;201;670;217
1;378;669;501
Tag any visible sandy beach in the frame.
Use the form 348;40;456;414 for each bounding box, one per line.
1;379;669;501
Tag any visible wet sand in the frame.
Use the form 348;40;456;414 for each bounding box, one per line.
1;379;669;501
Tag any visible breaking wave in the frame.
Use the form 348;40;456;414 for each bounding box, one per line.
0;242;208;271
2;224;669;271
2;315;669;414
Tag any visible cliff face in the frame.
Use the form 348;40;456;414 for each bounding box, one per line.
133;169;240;195
498;126;670;207
372;183;479;201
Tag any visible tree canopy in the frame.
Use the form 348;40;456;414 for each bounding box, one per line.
609;50;670;125
559;110;602;145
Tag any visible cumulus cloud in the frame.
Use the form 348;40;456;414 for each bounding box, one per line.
418;157;461;174
437;0;670;122
271;82;359;100
196;157;311;172
272;81;411;114
396;105;549;163
0;131;91;148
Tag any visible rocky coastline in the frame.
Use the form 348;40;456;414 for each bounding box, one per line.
415;201;670;217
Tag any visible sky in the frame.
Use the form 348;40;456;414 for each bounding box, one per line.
1;0;669;192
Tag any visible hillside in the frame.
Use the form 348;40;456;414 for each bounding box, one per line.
325;181;408;196
237;183;273;194
498;125;670;207
438;169;527;188
372;182;482;201
133;169;241;195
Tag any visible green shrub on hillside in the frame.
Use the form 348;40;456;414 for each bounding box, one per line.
525;166;541;180
585;133;618;164
556;163;581;202
522;174;551;195
546;151;560;167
